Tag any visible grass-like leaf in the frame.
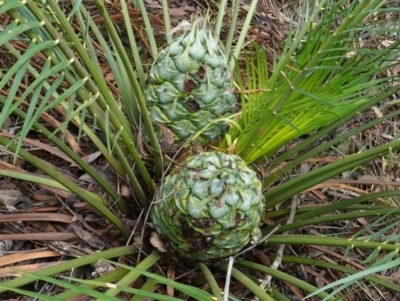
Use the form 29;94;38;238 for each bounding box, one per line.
0;246;138;294
235;261;334;300
307;256;400;301
102;259;216;300
0;286;65;301
224;0;400;164
283;255;400;294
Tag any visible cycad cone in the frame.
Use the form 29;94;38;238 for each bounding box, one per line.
145;21;236;145
151;152;264;261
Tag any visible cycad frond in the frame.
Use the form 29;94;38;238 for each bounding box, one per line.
226;0;400;164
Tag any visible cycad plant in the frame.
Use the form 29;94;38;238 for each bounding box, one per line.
0;0;400;300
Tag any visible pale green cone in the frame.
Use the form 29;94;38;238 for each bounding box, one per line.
151;152;264;261
146;23;236;145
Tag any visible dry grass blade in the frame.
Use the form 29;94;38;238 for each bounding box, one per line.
0;262;64;277
0;213;73;223
0;233;77;241
0;250;61;267
0;133;77;164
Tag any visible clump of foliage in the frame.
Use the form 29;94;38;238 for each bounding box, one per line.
0;0;399;300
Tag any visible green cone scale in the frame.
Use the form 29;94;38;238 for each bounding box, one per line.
151;152;264;261
145;23;236;145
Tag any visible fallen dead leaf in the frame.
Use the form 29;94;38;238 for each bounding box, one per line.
120;185;132;198
150;232;167;253
284;281;304;300
0;240;12;255
392;267;400;285
252;248;271;266
168;8;186;16
133;237;143;245
167;262;175;296
69;223;105;250
167;20;192;36
0;190;29;211
371;106;383;117
156;122;175;148
314;270;327;288
356;217;368;227
40;185;71;199
32;192;58;203
92;260;115;277
70;151;102;167
300;162;309;174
